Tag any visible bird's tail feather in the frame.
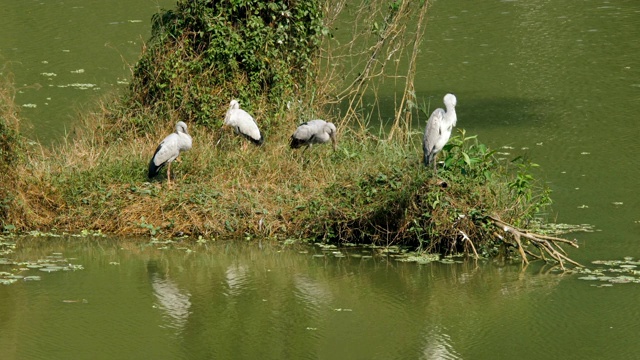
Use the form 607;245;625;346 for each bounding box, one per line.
244;134;264;146
423;146;436;167
148;160;163;179
290;136;304;149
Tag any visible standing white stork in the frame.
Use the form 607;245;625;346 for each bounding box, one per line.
423;93;457;174
290;120;337;152
223;99;264;146
148;121;192;185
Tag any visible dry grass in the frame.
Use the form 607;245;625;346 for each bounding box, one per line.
1;0;565;262
1;88;412;240
0;76;560;261
0;1;426;243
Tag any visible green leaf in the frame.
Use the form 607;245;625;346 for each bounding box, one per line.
462;152;471;166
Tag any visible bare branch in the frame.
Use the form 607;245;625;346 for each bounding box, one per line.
488;216;583;269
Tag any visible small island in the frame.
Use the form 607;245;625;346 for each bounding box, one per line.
0;0;579;268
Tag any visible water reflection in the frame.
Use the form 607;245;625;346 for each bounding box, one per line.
224;263;250;297
419;326;460;360
293;274;334;311
147;260;191;333
2;238;640;359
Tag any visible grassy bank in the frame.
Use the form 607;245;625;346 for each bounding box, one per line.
0;90;552;254
1;0;576;264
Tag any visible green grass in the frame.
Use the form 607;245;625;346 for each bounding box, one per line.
0;0;559;260
0;77;553;255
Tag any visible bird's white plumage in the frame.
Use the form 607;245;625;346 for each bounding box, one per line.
224;100;263;145
290;119;337;150
149;121;192;181
423;94;457;169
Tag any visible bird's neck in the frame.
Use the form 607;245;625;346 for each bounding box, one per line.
444;107;456;125
445;107;456;117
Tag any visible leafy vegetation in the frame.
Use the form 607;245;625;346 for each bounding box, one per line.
0;73;25;223
116;0;325;137
299;130;553;254
0;0;577;266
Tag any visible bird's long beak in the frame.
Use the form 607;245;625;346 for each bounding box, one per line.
331;134;337;151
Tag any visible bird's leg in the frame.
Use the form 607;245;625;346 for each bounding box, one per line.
215;126;226;146
433;154;438;176
298;149;307;167
167;162;172;186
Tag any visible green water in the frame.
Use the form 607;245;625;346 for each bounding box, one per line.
1;238;638;360
1;0;640;359
417;0;640;266
1;0;174;143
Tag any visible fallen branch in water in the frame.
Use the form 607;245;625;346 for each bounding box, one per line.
488;215;583;269
459;230;479;259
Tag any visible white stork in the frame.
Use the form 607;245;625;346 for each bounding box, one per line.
423;94;457;174
148;121;192;185
290;119;337;152
223;100;264;146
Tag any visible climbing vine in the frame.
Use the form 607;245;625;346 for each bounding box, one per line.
123;0;325;133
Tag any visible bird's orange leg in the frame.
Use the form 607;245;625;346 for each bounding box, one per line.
166;162;172;187
433;154;438;176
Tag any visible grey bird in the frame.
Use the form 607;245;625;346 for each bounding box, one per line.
223;100;264;146
148;121;193;185
290;119;337;152
423;93;457;174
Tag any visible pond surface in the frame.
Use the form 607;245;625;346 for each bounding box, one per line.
1;0;640;359
1;0;174;143
416;0;640;267
2;237;639;360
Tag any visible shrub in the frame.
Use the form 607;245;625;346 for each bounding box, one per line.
299;129;553;255
0;74;24;224
121;0;325;135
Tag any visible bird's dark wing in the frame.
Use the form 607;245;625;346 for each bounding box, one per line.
148;143;166;178
290;123;312;148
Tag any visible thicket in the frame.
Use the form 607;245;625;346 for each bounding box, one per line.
113;0;324;139
0;72;24;224
0;0;581;267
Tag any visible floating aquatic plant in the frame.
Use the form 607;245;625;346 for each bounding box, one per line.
401;254;440;264
531;221;595;236
0;251;84;285
0;240;16;257
575;257;640;286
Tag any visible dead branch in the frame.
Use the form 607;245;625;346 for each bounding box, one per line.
459;230;478;259
387;0;431;142
488;216;583;269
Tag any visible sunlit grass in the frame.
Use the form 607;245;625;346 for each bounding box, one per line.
0;0;561;261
